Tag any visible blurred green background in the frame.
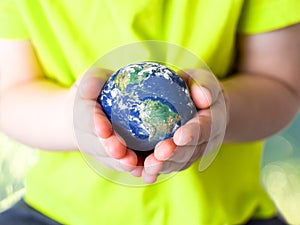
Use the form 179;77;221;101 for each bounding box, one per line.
261;113;300;224
0;133;38;212
0;114;299;224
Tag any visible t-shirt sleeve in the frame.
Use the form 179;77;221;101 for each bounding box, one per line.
0;0;28;39
238;0;300;34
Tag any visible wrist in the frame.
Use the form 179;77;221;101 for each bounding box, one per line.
219;83;232;143
65;84;80;150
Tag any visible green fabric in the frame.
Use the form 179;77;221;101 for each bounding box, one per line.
25;143;275;225
1;0;300;224
238;0;300;34
0;0;28;39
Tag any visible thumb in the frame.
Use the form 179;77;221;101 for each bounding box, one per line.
78;68;111;100
183;69;222;109
190;84;212;109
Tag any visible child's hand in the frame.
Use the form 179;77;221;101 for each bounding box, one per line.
73;68;138;172
141;69;228;183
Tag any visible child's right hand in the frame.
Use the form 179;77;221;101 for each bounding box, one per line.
72;68;138;172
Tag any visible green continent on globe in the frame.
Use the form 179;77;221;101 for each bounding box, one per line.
139;99;181;142
115;64;150;91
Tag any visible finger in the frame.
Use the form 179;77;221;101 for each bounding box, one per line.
92;148;137;173
130;166;143;177
179;70;212;108
142;170;158;184
75;132;134;172
159;145;200;174
173;109;211;146
154;139;177;161
94;103;113;138
73;98;113;143
119;149;138;172
100;133;127;159
144;153;163;175
164;145;198;164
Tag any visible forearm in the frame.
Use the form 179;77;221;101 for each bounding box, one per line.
222;73;299;142
0;78;77;151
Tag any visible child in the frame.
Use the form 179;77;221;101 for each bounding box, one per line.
0;1;300;224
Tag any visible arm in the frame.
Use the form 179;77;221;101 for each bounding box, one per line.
142;23;300;183
0;40;76;150
0;40;137;172
223;23;300;142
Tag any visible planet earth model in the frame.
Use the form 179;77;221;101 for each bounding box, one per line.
98;62;196;151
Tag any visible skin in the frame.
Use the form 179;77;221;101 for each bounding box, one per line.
1;23;300;184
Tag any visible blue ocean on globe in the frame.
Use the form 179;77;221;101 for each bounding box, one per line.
98;62;196;151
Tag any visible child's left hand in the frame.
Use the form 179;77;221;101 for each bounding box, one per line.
139;69;228;183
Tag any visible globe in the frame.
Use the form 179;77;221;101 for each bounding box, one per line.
98;62;196;151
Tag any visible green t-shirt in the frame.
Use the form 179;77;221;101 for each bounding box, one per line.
1;0;300;224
